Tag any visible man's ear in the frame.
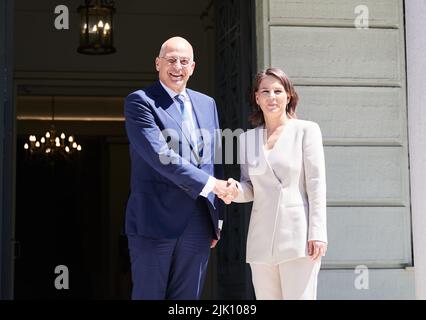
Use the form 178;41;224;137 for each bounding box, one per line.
188;61;196;76
155;57;160;71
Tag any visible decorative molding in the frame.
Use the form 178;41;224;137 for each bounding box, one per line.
268;0;402;28
14;71;156;97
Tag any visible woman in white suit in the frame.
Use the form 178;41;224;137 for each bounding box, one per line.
225;68;327;300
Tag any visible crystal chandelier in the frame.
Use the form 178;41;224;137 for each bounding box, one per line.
23;97;82;159
77;0;116;55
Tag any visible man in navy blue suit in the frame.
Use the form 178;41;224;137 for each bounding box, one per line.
124;36;236;299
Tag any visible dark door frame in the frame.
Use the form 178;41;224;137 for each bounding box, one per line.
214;0;257;299
0;0;15;300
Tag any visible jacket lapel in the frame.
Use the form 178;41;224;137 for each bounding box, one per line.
187;90;209;164
249;127;282;184
188;90;209;136
150;82;183;130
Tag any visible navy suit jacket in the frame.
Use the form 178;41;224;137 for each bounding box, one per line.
124;81;224;239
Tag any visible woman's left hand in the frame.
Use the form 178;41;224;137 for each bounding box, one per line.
308;240;327;261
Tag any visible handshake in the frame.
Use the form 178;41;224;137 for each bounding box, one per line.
212;178;239;204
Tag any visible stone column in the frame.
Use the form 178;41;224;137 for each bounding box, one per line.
405;0;426;300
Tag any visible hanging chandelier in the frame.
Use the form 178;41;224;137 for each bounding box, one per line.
23;97;82;159
77;0;116;55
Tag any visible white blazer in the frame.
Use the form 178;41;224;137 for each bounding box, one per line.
234;119;327;265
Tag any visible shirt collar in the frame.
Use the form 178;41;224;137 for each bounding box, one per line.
159;81;189;101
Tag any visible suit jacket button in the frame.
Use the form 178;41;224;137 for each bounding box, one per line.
197;164;201;168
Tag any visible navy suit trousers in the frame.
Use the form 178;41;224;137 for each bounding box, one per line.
127;207;212;300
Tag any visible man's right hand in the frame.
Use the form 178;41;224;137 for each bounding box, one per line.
213;178;239;204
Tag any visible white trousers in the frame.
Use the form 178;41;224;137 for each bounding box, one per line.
250;257;321;300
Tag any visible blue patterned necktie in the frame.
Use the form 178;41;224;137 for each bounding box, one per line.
175;94;204;159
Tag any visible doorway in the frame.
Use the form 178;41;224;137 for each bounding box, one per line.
15;136;108;299
15;121;131;299
11;0;256;299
